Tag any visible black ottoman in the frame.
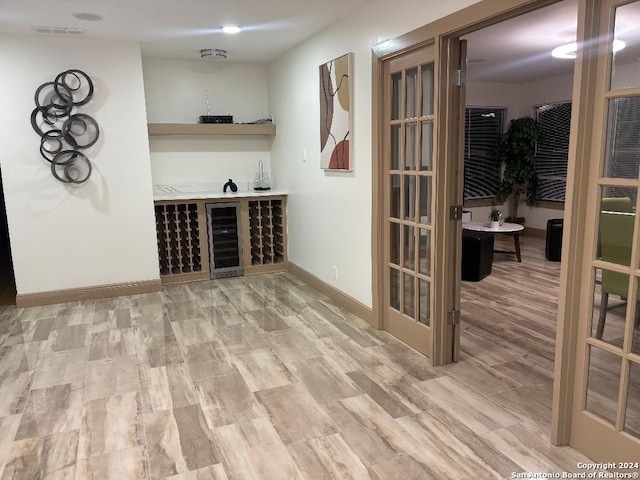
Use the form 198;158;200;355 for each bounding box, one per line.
546;219;563;261
462;230;494;281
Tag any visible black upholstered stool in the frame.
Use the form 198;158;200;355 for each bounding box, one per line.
462;230;494;281
546;219;563;262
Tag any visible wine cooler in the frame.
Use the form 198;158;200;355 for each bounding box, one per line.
205;202;243;278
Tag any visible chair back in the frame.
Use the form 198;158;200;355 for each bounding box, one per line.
599;211;635;297
601;197;633;213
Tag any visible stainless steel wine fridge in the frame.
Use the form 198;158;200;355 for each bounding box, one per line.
205;202;243;278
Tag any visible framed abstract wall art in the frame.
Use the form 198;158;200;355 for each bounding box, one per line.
319;52;353;171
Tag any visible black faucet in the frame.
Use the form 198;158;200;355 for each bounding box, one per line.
223;179;238;193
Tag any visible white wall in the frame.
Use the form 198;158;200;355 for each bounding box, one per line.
143;58;272;188
465;73;574;230
519;73;573;114
268;0;479;307
611;61;640;91
0;34;159;294
142;58;270;124
466;82;521;121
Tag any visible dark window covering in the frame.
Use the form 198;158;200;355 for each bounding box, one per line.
535;101;572;202
464;107;505;201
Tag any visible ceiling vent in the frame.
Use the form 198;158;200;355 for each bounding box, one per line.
31;25;85;36
200;49;227;60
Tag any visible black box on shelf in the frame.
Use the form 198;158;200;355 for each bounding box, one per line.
199;115;233;124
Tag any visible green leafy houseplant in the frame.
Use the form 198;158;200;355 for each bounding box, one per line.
495;116;542;222
489;208;501;222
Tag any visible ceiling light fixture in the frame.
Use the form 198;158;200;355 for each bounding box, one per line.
222;26;241;34
552;39;626;59
200;48;227;60
72;12;103;22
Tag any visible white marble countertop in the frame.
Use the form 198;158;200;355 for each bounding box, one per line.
153;183;287;201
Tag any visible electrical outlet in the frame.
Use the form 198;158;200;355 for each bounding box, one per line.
302;148;307;162
332;265;338;280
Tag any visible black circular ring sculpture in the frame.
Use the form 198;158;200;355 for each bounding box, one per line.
31;69;98;184
62;113;99;149
39;130;66;162
51;150;92;184
54;70;94;106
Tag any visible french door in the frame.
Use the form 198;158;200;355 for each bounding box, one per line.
570;0;640;461
380;40;464;364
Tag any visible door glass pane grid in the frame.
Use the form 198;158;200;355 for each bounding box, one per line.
418;176;432;226
602;95;640;182
390;125;401;171
405;68;418;119
421;63;434;117
390;175;401;219
418;226;432;277
591;267;631;348
389;221;400;266
632;274;640;355
403;225;416;271
403;175;417;221
389;267;400;311
391;72;402;121
386;56;435;332
623;359;640;439
421;121;434;171
389;219;434;314
418;278;431;326
610;2;640;92
405;123;417;171
403;272;415;319
595;185;638;267
585;345;623;427
401;273;434;323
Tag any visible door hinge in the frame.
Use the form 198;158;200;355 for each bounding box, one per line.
453;69;466;87
450;204;463;221
448;310;461;326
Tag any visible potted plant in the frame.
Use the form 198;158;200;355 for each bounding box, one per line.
489;208;501;230
495;116;542;224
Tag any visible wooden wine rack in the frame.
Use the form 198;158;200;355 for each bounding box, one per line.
248;198;286;266
154;195;286;283
154;201;210;284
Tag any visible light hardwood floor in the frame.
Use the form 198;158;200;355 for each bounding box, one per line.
0;237;600;479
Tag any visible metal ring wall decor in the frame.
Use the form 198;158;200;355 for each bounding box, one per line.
31;69;99;184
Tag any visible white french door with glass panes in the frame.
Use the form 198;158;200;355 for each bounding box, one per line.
570;0;640;461
383;44;436;358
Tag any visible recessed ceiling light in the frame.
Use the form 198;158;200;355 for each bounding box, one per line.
222;26;241;34
552;39;625;59
72;12;103;21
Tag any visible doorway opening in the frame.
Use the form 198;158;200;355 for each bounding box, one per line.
0;169;17;306
457;0;575;441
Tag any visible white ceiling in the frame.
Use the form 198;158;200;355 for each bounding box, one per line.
0;0;372;63
465;0;640;84
2;0;638;83
464;0;579;83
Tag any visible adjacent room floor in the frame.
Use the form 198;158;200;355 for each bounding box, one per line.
0;237;595;479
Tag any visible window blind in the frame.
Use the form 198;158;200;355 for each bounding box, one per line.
534;101;572;202
604;95;640;207
463;107;505;201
